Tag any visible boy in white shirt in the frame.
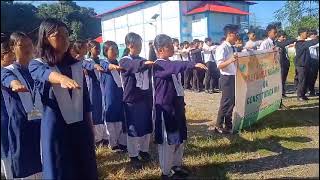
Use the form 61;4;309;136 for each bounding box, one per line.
203;37;219;93
259;24;278;50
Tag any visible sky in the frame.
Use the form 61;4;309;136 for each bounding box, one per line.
17;1;286;28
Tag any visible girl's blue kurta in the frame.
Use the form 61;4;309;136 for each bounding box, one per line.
153;60;196;145
119;55;153;137
1;85;10;159
28;56;98;180
100;59;125;123
82;58;103;125
1;63;42;178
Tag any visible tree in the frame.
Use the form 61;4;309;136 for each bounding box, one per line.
274;1;319;38
37;1;101;41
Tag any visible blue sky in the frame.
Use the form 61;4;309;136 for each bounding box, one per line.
17;1;285;28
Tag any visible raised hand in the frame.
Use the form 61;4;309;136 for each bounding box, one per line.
94;64;104;72
11;80;29;92
144;60;155;65
109;64;124;71
59;75;80;89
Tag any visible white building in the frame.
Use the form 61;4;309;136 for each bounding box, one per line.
97;1;255;58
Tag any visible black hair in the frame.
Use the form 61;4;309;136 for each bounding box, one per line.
149;40;153;46
1;34;11;56
72;40;86;54
247;30;255;35
36;18;71;66
102;40;119;59
153;34;172;52
125;32;142;47
172;38;179;44
122;48;130;57
298;27;309;35
9;32;30;48
308;29;318;36
204;37;212;43
266;24;277;33
277;31;287;38
223;24;239;36
87;40;100;58
193;39;200;43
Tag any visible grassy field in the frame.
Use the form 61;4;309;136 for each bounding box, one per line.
96;55;319;179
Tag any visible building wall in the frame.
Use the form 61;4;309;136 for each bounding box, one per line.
208;13;234;42
100;1;181;58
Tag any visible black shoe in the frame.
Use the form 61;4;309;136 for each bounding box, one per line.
309;91;316;96
102;139;109;146
118;144;127;152
139;151;151;162
171;166;190;178
111;145;121;151
222;128;233;134
130;157;143;169
214;127;224;134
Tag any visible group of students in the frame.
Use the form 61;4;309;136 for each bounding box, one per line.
1;17;319;180
1;18;207;180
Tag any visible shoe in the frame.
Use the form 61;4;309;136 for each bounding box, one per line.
297;97;308;102
111;145;121;151
222;128;233;134
102;139;109;146
139;151;151;162
282;94;287;98
118;144;127;152
171;166;190;178
309;91;316;96
130;157;143;169
214;127;224;134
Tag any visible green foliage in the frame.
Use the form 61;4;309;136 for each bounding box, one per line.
274;1;319;38
1;1;101;41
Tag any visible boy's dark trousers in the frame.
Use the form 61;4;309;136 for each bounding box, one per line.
193;69;205;91
216;75;235;130
184;69;193;89
308;59;319;94
296;65;310;98
205;61;219;91
280;61;290;95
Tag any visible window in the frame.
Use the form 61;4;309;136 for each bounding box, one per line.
236;16;241;25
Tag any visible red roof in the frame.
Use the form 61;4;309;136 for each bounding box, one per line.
96;1;145;18
95;36;103;43
186;3;250;15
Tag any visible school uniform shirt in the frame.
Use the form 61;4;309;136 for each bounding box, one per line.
99;58;125;123
1;77;10;159
202;44;217;63
181;48;190;61
258;37;275;50
295;39;319;67
82;58;103;125
153;59;195;145
215;41;237;75
244;40;261;50
1;63;42;178
28;55;98;180
309;43;319;60
119;55;153;137
169;46;182;61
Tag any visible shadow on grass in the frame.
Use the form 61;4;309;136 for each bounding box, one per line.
186;123;318;179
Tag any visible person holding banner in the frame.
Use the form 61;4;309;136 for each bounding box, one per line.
28;18;98;179
213;24;239;134
259;24;278;50
295;28;319;101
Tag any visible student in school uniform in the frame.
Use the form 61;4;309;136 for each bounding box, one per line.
28;18;98;180
306;30;319;96
119;32;154;168
243;30;262;51
203;37;219;94
169;38;183;61
1;35;15;180
274;31;297;97
213;24;239;134
100;40;127;152
72;40;88;61
234;35;244;52
259;24;278;50
152;34;207;179
1;32;42;179
190;40;205;92
83;40;109;146
182;41;193;90
294;28;319;101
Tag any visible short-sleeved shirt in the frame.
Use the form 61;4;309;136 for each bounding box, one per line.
215;41;236;75
259;37;274;50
